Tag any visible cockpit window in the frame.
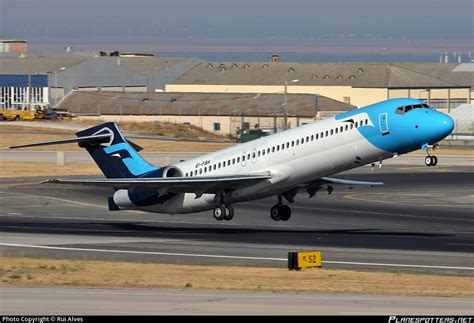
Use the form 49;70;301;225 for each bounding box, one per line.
395;104;429;115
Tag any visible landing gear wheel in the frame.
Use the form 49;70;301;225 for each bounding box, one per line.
224;205;234;221
270;205;282;221
425;156;433;166
213;205;226;221
279;205;292;221
425;155;438;166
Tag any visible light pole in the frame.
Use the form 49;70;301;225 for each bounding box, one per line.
283;75;298;130
140;98;149;116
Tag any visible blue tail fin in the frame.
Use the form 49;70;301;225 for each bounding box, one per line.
76;122;159;178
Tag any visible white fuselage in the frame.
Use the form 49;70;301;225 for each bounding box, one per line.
135;113;393;214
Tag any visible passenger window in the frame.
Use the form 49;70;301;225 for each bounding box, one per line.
286;142;290;148
252;152;256;158
213;164;216;170
306;136;309;142
316;134;319;140
311;135;314;141
345;125;348;131
262;150;265;156
350;124;354;129
232;158;235;164
199;169;202;174
340;126;343;132
218;162;221;168
296;139;299;145
355;122;358;128
247;154;250;159
277;145;280;151
257;151;261;157
291;141;294;147
325;131;328;136
335;128;338;134
330;129;334;135
267;148;270;154
237;157;240;163
228;160;231;166
272;147;275;152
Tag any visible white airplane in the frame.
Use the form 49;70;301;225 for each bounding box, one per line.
10;98;454;221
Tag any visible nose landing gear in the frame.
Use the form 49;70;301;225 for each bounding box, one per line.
422;143;439;167
424;155;438;167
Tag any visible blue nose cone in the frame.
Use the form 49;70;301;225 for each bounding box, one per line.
433;112;454;140
439;113;454;137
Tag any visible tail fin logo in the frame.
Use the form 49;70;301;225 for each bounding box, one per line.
92;127;114;147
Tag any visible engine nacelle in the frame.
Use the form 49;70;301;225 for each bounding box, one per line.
162;166;184;178
109;165;184;211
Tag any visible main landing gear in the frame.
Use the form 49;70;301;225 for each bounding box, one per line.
270;195;292;221
213;204;234;221
423;143;438;167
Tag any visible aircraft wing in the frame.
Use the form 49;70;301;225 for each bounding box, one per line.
42;173;272;194
319;176;384;186
285;176;383;201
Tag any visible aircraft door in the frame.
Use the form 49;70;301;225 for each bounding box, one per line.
379;113;390;135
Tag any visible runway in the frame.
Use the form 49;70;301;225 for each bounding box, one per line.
2;286;472;315
0;163;472;276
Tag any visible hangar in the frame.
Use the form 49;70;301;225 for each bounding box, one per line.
56;91;354;134
0;53;201;109
167;62;473;110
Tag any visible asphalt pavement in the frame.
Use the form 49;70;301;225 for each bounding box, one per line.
0;163;472;276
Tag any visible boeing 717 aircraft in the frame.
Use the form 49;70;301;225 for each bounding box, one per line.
10;98;454;221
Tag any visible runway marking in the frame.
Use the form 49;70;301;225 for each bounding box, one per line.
1;242;473;271
7;213;22;216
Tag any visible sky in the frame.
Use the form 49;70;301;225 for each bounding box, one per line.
0;0;472;51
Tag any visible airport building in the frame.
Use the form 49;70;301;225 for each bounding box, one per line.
0;74;49;110
56;91;354;134
167;62;473;110
0;39;28;53
0;53;201;109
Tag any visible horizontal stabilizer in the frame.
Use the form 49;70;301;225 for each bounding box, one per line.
8;133;112;149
